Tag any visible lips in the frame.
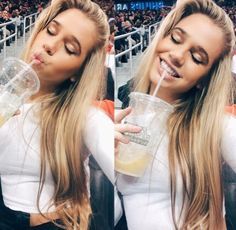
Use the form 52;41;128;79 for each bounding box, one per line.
160;59;180;78
31;53;45;65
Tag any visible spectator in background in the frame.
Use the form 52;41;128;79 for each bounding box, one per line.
11;9;23;37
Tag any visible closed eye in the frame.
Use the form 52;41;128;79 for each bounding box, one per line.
65;43;79;56
46;26;56;36
65;45;76;55
170;30;182;44
171;33;180;44
45;20;81;56
191;53;203;65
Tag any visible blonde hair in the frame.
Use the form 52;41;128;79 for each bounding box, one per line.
133;0;235;229
22;0;109;229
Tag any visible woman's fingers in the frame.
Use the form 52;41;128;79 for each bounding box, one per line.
115;130;130;144
115;130;130;156
115;123;142;134
115;108;142;154
114;123;142;144
115;107;132;123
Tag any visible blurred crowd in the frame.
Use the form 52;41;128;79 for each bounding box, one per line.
114;3;236;61
223;6;236;34
114;8;171;61
0;0;234;56
0;0;115;54
92;0;115;54
0;0;47;20
0;0;48;47
93;0;115;19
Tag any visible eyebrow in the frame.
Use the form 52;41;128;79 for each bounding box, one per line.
174;27;209;65
51;19;82;54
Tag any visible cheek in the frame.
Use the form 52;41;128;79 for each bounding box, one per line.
32;32;45;46
54;59;84;76
181;71;208;92
189;65;211;83
56;54;84;68
155;37;170;53
52;64;76;77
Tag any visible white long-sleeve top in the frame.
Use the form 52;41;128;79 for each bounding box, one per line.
0;103;114;213
116;113;236;230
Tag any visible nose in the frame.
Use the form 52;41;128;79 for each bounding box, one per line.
43;40;58;56
169;47;186;67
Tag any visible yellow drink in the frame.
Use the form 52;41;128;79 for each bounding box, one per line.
115;151;152;177
0;114;6;127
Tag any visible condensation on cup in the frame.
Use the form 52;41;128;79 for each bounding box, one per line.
0;57;40;127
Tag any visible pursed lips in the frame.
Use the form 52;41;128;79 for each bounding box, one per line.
31;53;45;65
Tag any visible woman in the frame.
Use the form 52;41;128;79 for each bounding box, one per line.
0;0;113;229
115;0;236;229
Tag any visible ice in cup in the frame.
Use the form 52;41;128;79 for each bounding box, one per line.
115;92;173;177
0;57;40;126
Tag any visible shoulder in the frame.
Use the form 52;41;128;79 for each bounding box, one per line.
92;100;114;120
223;114;236;137
87;106;113;123
85;106;114;134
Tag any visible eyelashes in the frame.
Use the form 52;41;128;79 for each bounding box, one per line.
46;27;55;36
191;54;203;64
46;26;77;56
170;33;181;44
170;32;203;65
65;46;76;55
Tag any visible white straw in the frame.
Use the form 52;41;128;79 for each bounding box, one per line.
29;60;37;67
152;70;167;97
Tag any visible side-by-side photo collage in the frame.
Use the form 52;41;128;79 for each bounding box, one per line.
0;0;235;229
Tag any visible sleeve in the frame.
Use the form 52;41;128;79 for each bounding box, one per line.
83;108;114;184
221;115;236;172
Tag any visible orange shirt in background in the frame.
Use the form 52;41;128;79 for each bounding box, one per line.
93;100;114;121
226;105;236;116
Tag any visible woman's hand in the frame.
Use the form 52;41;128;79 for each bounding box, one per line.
115;107;142;154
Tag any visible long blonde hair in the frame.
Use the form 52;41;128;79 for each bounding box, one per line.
134;0;235;229
22;0;109;229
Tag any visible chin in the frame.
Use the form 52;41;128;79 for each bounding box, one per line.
150;72;161;85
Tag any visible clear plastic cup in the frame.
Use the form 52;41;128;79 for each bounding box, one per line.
0;57;40;127
115;92;173;177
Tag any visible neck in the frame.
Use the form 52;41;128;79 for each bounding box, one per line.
28;80;56;102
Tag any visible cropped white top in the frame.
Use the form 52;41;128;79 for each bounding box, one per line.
0;103;114;213
116;114;236;229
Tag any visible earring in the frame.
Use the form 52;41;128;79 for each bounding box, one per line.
196;84;202;90
70;77;76;82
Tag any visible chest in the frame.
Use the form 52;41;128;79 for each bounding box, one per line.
0;111;41;177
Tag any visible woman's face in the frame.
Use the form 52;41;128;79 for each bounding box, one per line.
30;9;97;91
149;13;224;102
